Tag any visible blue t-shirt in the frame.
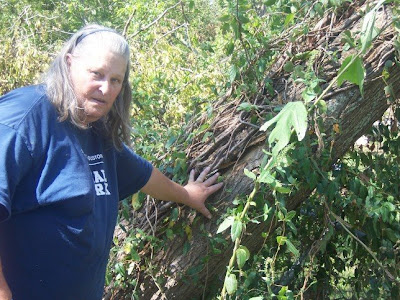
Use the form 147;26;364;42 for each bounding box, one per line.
0;85;153;300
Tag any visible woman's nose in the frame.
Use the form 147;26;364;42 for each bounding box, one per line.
99;80;110;95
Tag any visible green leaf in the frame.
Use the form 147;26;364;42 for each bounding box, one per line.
302;87;317;102
166;228;174;239
286;211;296;221
130;247;140;262
360;0;384;53
285;239;300;258
259;169;275;184
219;14;231;22
236;245;250;269
238;15;250;24
384;228;398;243
249;297;264;300
260;102;308;156
188;0;195;9
284;13;295;27
277;235;287;245
231;19;240;39
183;241;191;255
225;41;235;55
317;99;327;114
283;61;294;72
171;207;179;221
337;55;365;94
244;168;257;180
287;220;297;235
229;65;238;83
279;286;288;296
217;216;234;234
342;30;356;48
238;102;257;112
276;186;291;194
264;203;271;221
231;220;243;241
225;273;238;295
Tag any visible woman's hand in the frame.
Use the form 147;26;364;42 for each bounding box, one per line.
183;167;224;219
141;166;223;219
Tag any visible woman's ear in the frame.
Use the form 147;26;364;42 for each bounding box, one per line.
65;53;72;68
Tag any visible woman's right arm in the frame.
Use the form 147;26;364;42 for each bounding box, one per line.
0;259;11;300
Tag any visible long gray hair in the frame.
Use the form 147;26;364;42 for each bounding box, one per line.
43;24;132;149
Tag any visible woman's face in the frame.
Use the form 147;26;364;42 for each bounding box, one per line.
67;48;127;125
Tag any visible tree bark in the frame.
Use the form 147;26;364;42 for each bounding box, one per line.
107;2;400;299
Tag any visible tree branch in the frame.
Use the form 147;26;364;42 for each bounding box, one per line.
131;1;182;38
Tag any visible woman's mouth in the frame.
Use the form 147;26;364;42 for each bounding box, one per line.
91;98;106;105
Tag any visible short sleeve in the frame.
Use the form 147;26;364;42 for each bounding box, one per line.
116;144;153;200
0;124;33;222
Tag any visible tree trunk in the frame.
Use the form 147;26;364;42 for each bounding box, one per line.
107;2;400;299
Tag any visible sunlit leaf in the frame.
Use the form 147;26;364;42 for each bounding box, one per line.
260;102;308;156
217;216;234;234
277;236;287;245
131;193;141;210
225;41;235;55
219;14;231;22
317;99;327;114
360;0;384;53
236;245;250;269
284;13;295;27
337;55;365;94
231;220;243;241
229;65;238;83
244;168;257;180
264;203;272;221
285;239;300;258
302;87;317;102
225;273;238;295
276;186;291;194
259;169;275;184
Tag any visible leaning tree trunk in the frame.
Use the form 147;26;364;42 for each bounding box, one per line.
106;2;400;299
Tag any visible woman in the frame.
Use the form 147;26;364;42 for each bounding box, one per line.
0;24;222;300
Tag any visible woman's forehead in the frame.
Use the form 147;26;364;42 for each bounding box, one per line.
72;48;127;77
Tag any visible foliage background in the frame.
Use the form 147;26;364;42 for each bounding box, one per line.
1;0;400;299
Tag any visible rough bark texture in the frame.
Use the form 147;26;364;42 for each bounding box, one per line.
106;2;400;299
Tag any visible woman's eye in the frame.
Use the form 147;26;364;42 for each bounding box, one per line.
91;71;101;77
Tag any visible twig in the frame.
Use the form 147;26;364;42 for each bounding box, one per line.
131;1;182;38
153;23;186;46
122;9;136;37
145;196;155;237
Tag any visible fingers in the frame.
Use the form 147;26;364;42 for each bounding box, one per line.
199;205;212;219
204;172;219;186
206;182;224;195
189;169;195;182
195;166;211;182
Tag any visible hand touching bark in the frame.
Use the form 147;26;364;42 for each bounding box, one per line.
183;167;224;219
141;166;223;219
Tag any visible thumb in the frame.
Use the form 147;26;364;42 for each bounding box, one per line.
199;205;212;219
